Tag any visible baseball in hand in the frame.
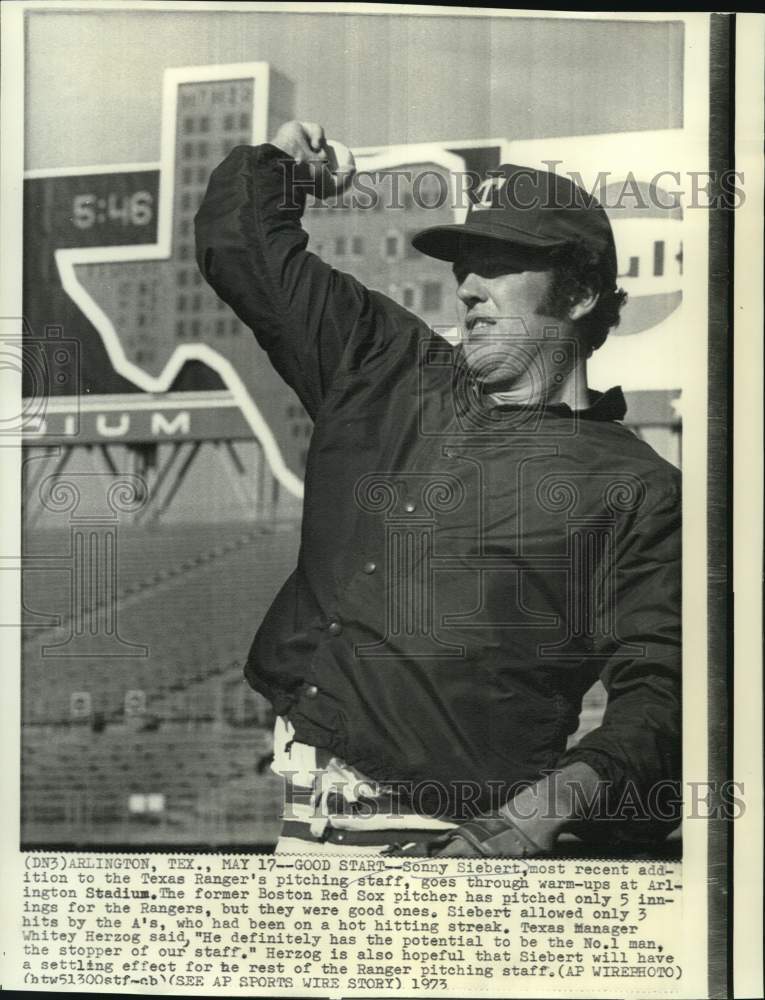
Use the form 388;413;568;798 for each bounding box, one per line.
318;139;356;200
271;121;356;200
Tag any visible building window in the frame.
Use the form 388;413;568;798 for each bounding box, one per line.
384;231;402;260
335;236;346;255
180;192;191;210
190;319;201;338
422;281;443;312
239;112;250;130
128;793;165;815
192;270;203;286
137;313;146;328
178;244;190;261
230;318;239;335
199;116;210;133
177;295;187;312
352;236;364;255
223;113;235;131
191;293;202;311
197;141;208;158
179;219;191;236
215;319;226;336
177;270;188;287
402;286;416;309
176;320;185;338
183;117;195;134
182;142;194;159
197;166;207;184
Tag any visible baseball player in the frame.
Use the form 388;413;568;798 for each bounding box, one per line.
195;121;681;857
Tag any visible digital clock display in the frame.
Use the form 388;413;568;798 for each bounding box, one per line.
24;169;160;250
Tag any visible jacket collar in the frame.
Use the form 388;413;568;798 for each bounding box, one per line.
487;385;628;422
461;377;628;423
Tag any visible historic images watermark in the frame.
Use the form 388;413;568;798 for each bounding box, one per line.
274;772;743;825
276;161;746;212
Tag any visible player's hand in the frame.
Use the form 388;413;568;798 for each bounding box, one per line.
431;814;550;858
271;120;356;199
430;763;602;856
386;764;600;858
381;816;550;858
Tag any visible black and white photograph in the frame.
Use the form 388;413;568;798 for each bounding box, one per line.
1;4;761;998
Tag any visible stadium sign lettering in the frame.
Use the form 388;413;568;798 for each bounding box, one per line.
24;399;253;445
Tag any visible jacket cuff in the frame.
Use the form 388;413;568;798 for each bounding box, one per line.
254;143;314;207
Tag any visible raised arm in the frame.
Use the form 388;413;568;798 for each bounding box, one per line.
195;121;404;418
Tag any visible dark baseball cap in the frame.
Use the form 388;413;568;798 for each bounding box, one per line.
412;163;618;286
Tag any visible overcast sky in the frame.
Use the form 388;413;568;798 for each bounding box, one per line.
25;9;684;170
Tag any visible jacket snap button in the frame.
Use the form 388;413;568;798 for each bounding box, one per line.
404;501;416;513
304;684;319;698
363;561;377;574
328;620;343;636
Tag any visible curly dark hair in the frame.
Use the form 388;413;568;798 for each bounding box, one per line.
541;238;628;355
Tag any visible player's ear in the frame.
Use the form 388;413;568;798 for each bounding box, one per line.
568;288;599;321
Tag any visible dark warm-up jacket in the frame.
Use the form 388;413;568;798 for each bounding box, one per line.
195;144;682;830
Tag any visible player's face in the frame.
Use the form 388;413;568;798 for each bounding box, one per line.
453;238;576;403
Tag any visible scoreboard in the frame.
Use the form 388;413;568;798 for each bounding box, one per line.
23;169;164;400
25;170;159;250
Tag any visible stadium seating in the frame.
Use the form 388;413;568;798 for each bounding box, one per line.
21;519;300;847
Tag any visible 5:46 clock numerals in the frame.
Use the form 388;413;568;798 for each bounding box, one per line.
72;190;154;229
